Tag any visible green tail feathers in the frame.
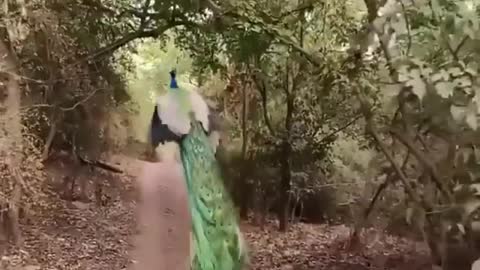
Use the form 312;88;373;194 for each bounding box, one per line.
180;120;248;270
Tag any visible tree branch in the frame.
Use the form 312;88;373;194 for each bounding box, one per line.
315;115;362;144
42;111;60;161
140;0;153;27
369;121;426;208
363;146;411;220
77;21;187;63
253;71;277;137
27;88;104;112
399;1;412;55
201;0;224;14
444;35;469;61
389;128;454;202
363;0;377;23
204;0;322;67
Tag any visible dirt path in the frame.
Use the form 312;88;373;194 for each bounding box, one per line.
130;161;191;270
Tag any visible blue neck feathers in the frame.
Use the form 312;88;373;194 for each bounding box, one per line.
169;70;178;89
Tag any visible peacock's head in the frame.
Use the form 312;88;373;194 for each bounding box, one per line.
169;69;178;89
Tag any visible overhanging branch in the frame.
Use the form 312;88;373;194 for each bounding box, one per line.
316;115;362;144
78;21;187;63
202;0;322;67
389;128;454;203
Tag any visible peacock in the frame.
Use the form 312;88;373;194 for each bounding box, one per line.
148;70;248;270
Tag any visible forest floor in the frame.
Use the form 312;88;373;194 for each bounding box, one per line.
0;155;433;270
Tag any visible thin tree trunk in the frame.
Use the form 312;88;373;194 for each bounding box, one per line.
278;140;292;231
278;57;295;231
239;74;250;219
42;110;60;161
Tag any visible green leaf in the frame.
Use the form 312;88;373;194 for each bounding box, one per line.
448;67;463;77
390;15;407;35
431;69;449;82
420;67;433;77
454;76;471;88
406;69;426;100
377;0;400;17
435;81;455;98
466;66;478;76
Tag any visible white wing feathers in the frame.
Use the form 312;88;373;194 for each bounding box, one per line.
188;89;210;132
156;87;211;136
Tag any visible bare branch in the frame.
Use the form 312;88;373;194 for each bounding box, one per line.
253;72;277;137
363;145;412;220
453;36;469;59
201;0;224;14
390;128;454;202
42;113;59;161
26;88;104;112
140;0;153;27
363;0;378;23
441;32;468;61
315;114;362;144
76;20;188;64
204;0;323;67
399;1;412;55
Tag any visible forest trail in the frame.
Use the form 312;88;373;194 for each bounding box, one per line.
0;155;432;270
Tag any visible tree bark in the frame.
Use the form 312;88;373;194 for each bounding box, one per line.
278;85;294;232
0;37;23;245
278;140;292;232
239;73;250;219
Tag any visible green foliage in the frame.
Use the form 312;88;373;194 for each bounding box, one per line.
120;35;194;142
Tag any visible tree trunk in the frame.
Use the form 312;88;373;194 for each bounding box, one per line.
238;163;250;219
42;110;60;161
278;65;294;231
278;140;292;232
0;37;23;245
238;74;250;219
